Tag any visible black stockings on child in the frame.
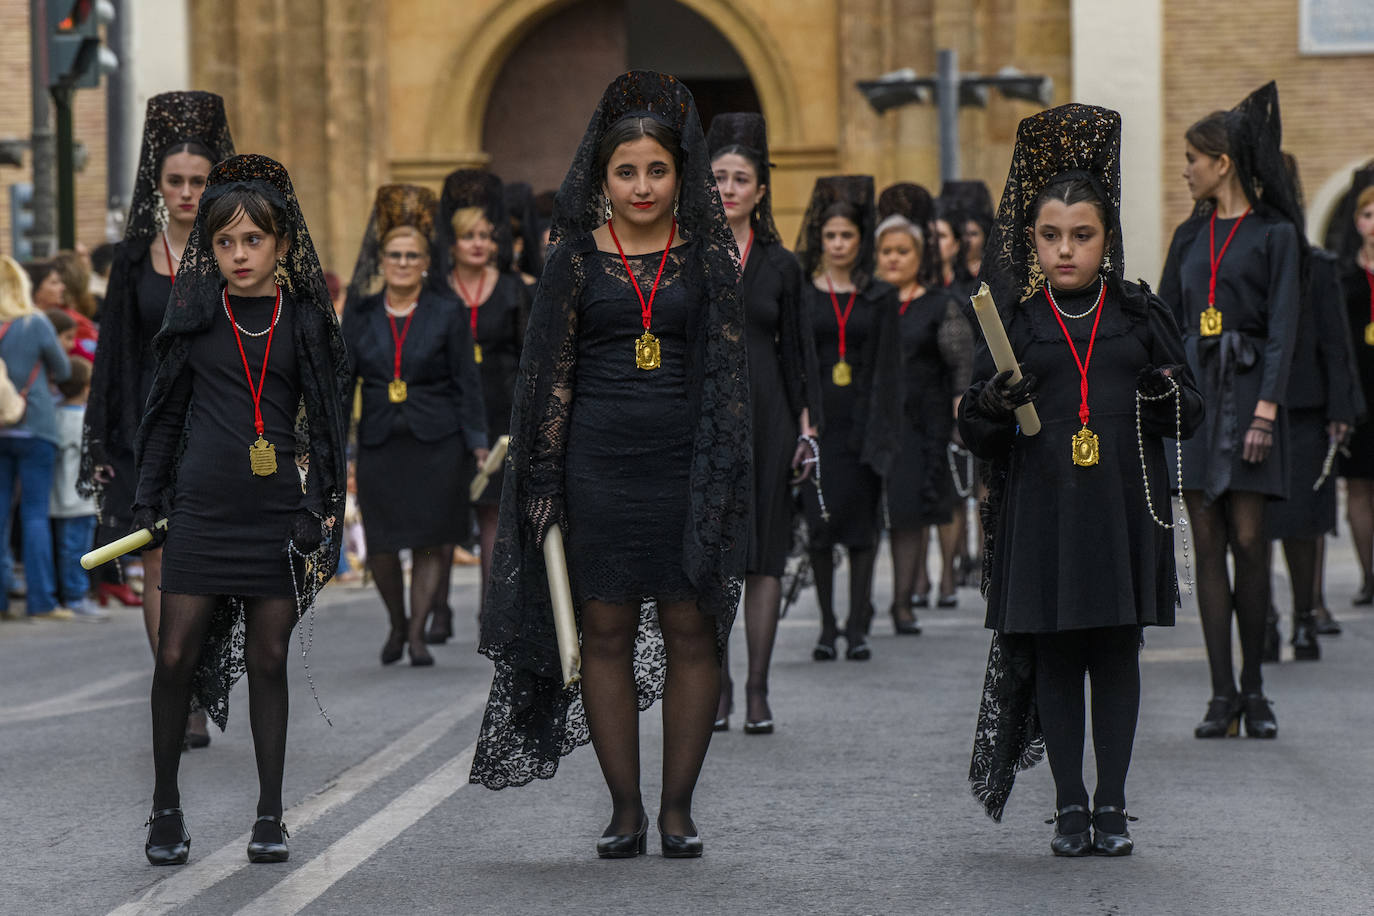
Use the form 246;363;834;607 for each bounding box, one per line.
809;545;877;643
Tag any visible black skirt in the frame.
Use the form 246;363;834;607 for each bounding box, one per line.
887;421;956;529
357;424;470;552
1266;409;1337;539
801;417;883;549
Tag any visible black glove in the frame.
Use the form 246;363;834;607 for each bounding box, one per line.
975;369;1038;421
130;505;167;549
1137;365;1178;398
289;509;324;553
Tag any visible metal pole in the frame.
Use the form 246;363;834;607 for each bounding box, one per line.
106;0;133;238
29;0;57;259
936;48;960;185
54;86;75;249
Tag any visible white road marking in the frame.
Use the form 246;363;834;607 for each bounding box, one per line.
233;744;478;916
107;689;487;916
0;669;146;726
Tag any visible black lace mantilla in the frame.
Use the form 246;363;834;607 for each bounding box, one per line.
134;154;350;730
470;71;751;790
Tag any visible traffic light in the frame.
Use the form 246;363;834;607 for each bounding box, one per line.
9;183;35;261
48;0;118;90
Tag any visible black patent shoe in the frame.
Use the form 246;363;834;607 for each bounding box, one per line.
380;630;405;665
658;817;703;859
812;631;838;661
145;807;190;866
1091;806;1136;857
891;605;922;635
1315;607;1342;636
1354;580;1374;606
1194;695;1242;738
1291;614;1320;661
844;635;872;661
247;815;290;863
596;817;648;859
424;605;453;645
408;640;434;667
1242;692;1278;738
743;687;773;734
1046;805;1092;857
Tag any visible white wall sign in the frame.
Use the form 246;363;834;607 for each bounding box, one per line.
1300;0;1374;55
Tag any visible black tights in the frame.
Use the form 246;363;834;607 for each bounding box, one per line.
149;593;297;842
720;574;782;722
1034;626;1140;834
889;529;924;612
581;599;718;838
370;545;452;651
810;545;877;641
1184;490;1269;697
1280;537;1318;622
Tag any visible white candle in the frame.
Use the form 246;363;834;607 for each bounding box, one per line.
970;283;1041;437
542;525;582;687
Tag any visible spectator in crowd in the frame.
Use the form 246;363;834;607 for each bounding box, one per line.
51;358;106;620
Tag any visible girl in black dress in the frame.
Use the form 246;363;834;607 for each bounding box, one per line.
963;104;1204;856
434;170;527;627
707;111;821;733
1159;83;1303;739
136;154;350;865
874;206;972;629
470;72;751;861
796;176;902;661
342;184;488;666
1339;184;1374;606
83;92;235;747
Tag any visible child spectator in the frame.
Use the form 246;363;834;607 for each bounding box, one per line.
44;308;77;354
51;358;106;620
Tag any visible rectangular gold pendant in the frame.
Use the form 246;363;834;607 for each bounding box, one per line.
635;331;661;370
1071;426;1100;467
388;378;408;403
249;436;278;477
1200;306;1222;337
473;342;483;364
832;360;852;387
1365;323;1374;347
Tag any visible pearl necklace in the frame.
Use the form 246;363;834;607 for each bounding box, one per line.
162;230;183;267
384;298;418;318
1044;278;1104;320
223;285;282;338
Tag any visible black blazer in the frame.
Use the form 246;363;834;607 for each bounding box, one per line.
343;288;488;449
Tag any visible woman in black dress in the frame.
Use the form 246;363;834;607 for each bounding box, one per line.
470;72;751;861
342;184;488;666
874;202;972;629
1339;184;1374;606
136;154;350;865
796;176;902;661
83;91;235;749
1159;83;1303;739
707;111;820;733
433;170;527;631
963;104;1204;856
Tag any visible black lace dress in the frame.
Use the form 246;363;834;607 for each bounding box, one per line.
799;280;902;548
466;273;527;508
143;293;303;597
889;289;973;528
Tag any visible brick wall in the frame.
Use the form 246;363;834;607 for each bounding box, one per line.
1163;0;1374;249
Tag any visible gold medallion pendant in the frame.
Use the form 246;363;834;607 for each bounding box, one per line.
388;378;408;403
1071;426;1100;467
249;436;278;477
1200;306;1223;337
832;360;852;387
1365;323;1374;347
635;331;661;370
473;342;483;364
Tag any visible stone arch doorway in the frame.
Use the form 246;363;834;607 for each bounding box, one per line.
480;0;762;193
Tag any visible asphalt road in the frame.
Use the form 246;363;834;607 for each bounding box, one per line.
2;527;1372;915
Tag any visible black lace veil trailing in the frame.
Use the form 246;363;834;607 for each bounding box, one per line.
343;183;438;311
706;111;780;245
471;70;751;789
135;154;351;730
879;182;941;288
435;170;514;286
1324;161;1374;260
81;91;235;503
969;103;1123;821
503;181;545;278
795;176;877;289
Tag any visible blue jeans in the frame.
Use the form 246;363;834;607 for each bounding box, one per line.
53;515;96;605
0;437;58;614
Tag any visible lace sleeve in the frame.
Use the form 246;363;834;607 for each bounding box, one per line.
937;296;975;403
524;284;577;541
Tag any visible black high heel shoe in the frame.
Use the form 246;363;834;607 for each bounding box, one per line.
1291;613;1320;661
408;640;434;667
380;629;405;666
596;817;648;859
890;604;922;635
1355;579;1374;606
424;605;453;645
1046;805;1092;857
658;817;703;859
1091;806;1136;856
844;633;871;661
246;815;290;863
1193;695;1242;738
743;687;774;735
713;685;732;732
1242;692;1277;738
145;807;190;866
812;631;837;661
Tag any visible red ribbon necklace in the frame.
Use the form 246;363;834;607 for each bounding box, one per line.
607;217;676;370
826;275;856;360
1046;281;1107;466
1207;208;1251;307
386;296;417;386
899;285;924;316
1363;268;1374;346
454;270;487;361
739;228;755;270
162;231;180;281
223;286;282;475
